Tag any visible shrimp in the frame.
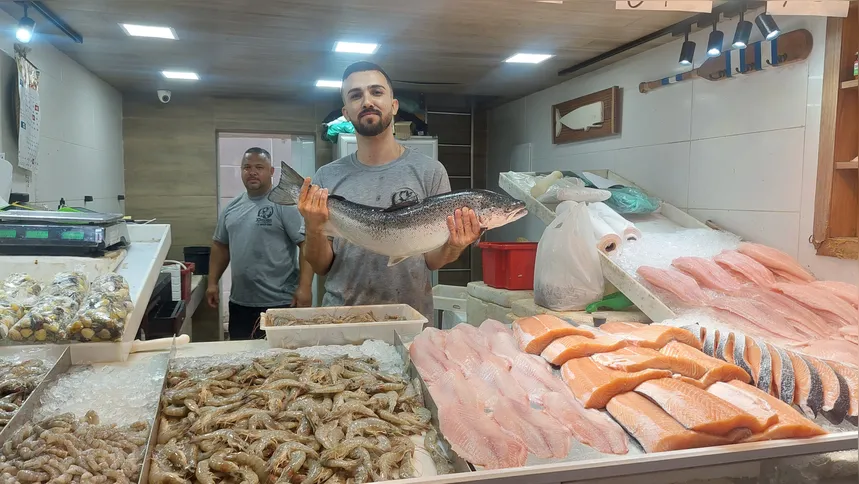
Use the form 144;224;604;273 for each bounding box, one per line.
195;459;216;484
225;452;266;482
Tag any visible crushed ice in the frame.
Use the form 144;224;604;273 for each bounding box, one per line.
36;353;168;427
612;228;741;275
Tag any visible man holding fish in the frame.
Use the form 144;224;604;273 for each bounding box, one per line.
269;62;527;320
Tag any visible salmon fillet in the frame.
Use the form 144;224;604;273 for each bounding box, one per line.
599;324;703;351
672;256;745;293
721;381;826;442
541;334;627;366
786;351;824;418
827;361;858;424
637;266;711;306
635;378;767;435
737;242;815;283
809;281;859;309
804;356;850;424
606;392;738;453
513;315;595;355
660;341;751;386
714;250;777;289
598;321;647;332
592;347;675;373
561;358;671;409
772;283;858;329
766;343;795;404
706;381;780;431
542;391;629;455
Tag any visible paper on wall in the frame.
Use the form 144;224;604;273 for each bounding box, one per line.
16;56;41;173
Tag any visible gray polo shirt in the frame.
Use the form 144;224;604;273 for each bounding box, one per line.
214;191;305;307
308;147;451;321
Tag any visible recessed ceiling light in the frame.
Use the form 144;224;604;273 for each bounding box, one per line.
505;53;554;64
120;23;177;39
334;41;379;54
316;80;342;88
161;71;199;80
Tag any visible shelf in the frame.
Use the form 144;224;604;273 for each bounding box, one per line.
427;110;472;116
841;78;858;89
835;160;859;169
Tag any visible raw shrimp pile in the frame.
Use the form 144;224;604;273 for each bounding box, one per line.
0;359;49;430
151;352;454;483
0;411;150;483
268;313;405;327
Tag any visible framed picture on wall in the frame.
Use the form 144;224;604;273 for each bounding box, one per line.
551;86;621;144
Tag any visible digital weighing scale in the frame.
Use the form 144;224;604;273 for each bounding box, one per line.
0;210;131;256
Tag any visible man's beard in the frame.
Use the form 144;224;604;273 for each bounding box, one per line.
353;110;393;137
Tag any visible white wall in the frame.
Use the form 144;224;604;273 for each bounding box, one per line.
488;14;858;284
0;11;124;213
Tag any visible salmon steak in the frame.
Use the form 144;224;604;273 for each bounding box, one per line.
786;351;824;418
714;250;777;289
733;335;773;393
598;324;703;351
541;334;627;366
803;356;850;424
635;378;767;436
513;315;595;355
720;381;826;442
659;341;751;386
606;392;739;453
827;361;858;424
637;266;711;306
671;256;745;293
736;242;815;283
705;381;780;431
561;357;671;409
766;343;795;404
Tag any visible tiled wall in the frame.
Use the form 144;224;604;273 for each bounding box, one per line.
0;10;123;212
487;14;858;283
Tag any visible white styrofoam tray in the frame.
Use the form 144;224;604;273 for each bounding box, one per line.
260;304;428;349
499;170;706;322
433;284;467;313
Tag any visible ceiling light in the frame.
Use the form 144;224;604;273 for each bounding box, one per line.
316;80;342;88
161;71;199;80
334;41;379;54
707;21;724;57
120;23;177;39
755;13;780;41
732;10;752;49
505;53;554;64
16;5;34;44
679;31;695;66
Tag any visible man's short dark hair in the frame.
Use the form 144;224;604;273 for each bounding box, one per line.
341;61;394;94
243;147;271;161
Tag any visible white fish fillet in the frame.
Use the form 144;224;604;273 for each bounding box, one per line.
491;398;572;459
437;398;529;469
542;392;629;455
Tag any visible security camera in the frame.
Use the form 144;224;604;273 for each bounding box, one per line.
157;90;171;103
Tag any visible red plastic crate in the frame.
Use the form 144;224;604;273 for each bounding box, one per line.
478;242;538;290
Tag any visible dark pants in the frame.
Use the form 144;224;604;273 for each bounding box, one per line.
228;302;290;340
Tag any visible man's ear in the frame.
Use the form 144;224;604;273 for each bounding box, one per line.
341;105;351;122
392;98;399;116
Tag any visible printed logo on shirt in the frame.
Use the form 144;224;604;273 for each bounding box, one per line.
256;206;274;226
391;188;419;207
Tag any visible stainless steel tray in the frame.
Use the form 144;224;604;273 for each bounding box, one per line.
0;210;124;225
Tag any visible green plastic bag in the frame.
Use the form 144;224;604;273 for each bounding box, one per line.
604;187;661;214
325;119;355;142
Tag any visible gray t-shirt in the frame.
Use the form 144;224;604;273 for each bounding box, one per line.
309;147;451;321
214;191;305;307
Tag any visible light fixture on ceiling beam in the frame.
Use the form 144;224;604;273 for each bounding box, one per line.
732;8;752;49
316;79;342;88
334;41;379;54
755;13;780;41
707;18;723;57
161;71;199;80
121;23;177;40
679;30;695;66
14;1;82;43
16;4;35;43
505;53;553;64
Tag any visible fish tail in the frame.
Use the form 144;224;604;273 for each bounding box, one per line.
268;161;305;206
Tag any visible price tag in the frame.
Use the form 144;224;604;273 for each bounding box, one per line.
616;1;713;12
766;1;850;17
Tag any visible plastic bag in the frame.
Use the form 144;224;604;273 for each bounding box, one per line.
0;273;42;308
44;272;89;306
533;201;605;311
605;187;661;214
0;300;24;337
536;178;586;203
557;187;612;203
8;295;79;342
68;274;134;342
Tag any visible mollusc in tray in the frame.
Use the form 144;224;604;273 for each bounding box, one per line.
260;304;428;349
499;170;706;322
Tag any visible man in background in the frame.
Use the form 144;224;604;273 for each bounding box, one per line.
207;147;313;340
297;62;480;321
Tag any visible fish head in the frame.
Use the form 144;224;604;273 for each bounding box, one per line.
473;192;528;229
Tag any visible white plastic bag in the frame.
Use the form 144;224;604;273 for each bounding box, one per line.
536;177;586;203
533;201;605;311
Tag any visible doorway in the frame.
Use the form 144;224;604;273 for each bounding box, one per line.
216;132;317;336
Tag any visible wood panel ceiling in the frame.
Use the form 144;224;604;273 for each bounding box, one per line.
3;1;691;101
